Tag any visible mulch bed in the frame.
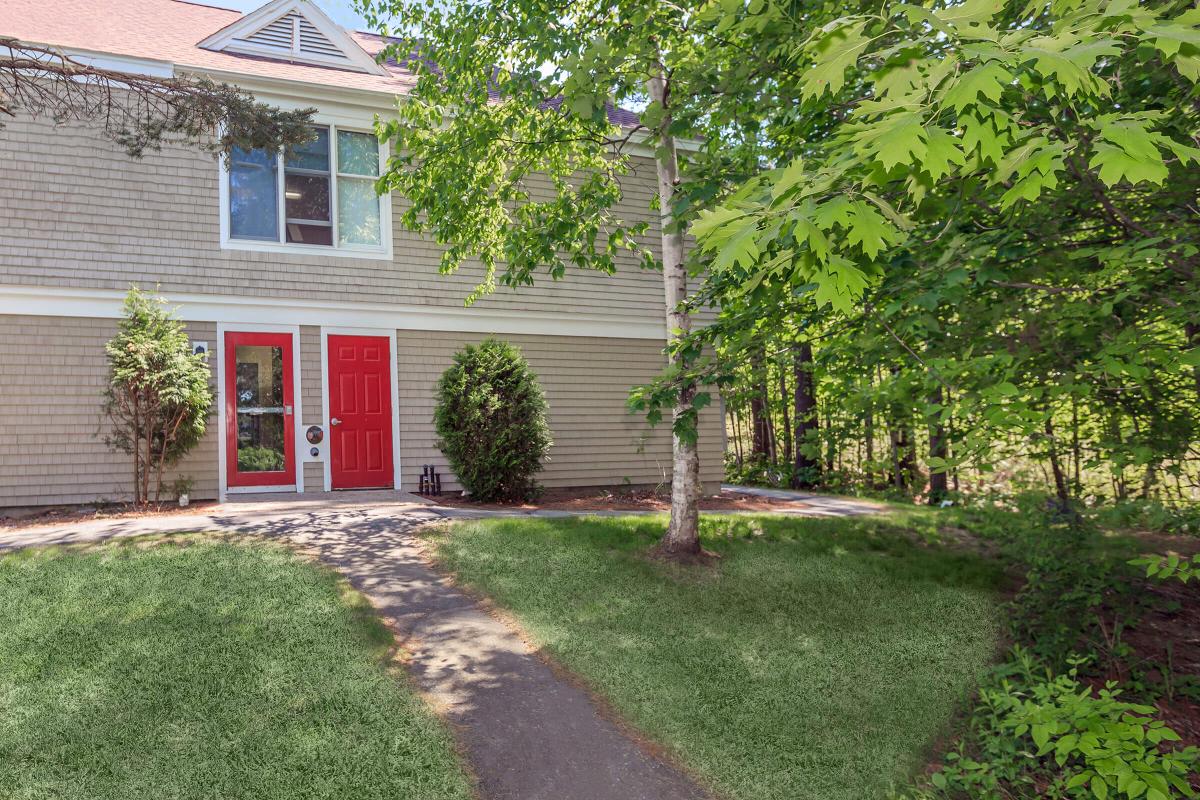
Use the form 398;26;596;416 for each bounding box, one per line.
0;500;218;529
431;486;823;513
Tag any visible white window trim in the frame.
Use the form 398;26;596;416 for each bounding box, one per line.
216;322;304;501
218;120;393;261
319;327;403;493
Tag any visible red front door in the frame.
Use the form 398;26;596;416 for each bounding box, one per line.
328;335;394;490
225;331;296;488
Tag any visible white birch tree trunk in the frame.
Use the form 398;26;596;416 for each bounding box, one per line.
647;64;701;555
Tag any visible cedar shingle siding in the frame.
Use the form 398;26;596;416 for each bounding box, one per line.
0;113;668;319
0;49;721;506
0;316;219;507
0;318;720;507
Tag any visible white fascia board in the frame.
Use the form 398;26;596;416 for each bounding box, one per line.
177;66;398;115
0;285;668;341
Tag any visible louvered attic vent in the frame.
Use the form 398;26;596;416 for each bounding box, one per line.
198;0;388;76
236;12;345;60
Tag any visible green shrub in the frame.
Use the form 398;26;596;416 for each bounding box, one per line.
916;650;1198;800
1130;554;1200;585
434;338;552;502
103;286;213;504
1091;501;1200;537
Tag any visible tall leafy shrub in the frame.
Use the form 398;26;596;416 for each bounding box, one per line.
103;287;212;504
434;339;552;502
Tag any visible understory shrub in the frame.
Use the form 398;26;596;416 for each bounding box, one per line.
1090;501;1200;537
434;338;552;503
913;649;1198;800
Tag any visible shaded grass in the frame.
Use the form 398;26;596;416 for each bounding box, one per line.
429;513;1006;800
0;537;472;800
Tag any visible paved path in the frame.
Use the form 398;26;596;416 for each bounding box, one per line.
721;484;885;516
0;498;711;800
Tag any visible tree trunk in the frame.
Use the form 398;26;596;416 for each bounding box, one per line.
1044;416;1071;509
1187;321;1200;401
792;341;820;488
928;385;948;505
864;403;875;488
142;420;152;505
728;396;743;467
824;406;835;474
647;65;700;557
749;348;770;458
779;361;793;464
1070;395;1082;497
132;391;141;505
729;402;739;465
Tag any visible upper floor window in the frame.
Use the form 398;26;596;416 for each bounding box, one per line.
224;124;389;258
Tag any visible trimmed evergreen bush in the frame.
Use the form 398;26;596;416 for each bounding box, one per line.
103;286;213;504
434;338;552;502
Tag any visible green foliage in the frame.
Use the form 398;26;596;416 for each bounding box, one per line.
692;0;1200;315
433;339;552;502
103;287;212;504
1093;501;1200;537
236;445;285;473
917;650;1198;800
1130;553;1200;585
359;0;666;303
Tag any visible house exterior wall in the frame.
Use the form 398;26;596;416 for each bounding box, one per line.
393;331;724;493
0;88;722;508
0;111;668;322
0;315;218;507
0;316;722;508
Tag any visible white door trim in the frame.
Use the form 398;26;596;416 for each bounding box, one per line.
320;327;402;493
216;322;304;501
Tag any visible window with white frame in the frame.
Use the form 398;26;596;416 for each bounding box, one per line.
226;124;386;252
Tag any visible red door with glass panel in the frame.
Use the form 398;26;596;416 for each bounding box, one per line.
225;331;296;488
328;335;394;490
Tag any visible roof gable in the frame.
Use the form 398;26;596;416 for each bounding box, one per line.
197;0;387;75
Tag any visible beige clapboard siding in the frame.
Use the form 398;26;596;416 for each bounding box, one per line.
0;111;690;321
0;315;218;507
394;331;723;492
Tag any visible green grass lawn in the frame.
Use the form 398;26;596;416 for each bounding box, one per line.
429;513;1006;800
0;538;471;800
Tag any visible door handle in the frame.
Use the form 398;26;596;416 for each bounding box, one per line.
331;417;342;426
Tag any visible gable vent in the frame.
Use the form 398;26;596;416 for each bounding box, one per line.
199;0;387;75
235;12;348;62
297;18;342;58
240;12;299;52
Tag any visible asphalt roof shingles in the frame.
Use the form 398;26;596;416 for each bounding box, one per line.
0;0;641;127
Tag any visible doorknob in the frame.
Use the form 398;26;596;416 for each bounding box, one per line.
331;417;342;426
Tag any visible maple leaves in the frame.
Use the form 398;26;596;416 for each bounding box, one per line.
692;0;1200;314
